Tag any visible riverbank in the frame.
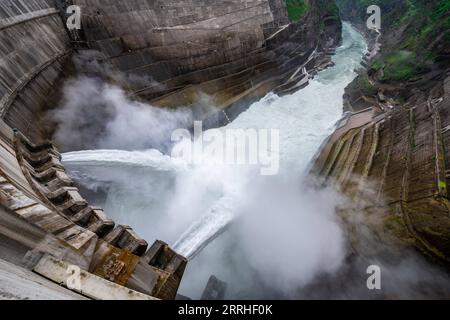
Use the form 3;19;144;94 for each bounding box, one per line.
313;0;450;264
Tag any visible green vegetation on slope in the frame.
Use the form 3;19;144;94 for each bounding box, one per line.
378;51;421;81
357;74;378;95
285;0;309;22
431;0;450;33
374;0;449;82
317;0;341;20
338;0;449;83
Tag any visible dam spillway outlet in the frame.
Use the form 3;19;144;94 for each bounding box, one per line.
1;0;450;302
170;121;281;176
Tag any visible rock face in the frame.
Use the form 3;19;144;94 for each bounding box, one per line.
314;0;450;263
78;0;289;76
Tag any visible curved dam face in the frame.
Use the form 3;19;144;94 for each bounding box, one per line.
61;23;368;299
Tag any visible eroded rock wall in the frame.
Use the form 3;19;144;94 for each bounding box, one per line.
315;0;450;263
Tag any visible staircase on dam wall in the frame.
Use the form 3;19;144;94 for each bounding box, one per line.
0;1;189;299
0;118;187;299
0;0;73;142
312;78;450;263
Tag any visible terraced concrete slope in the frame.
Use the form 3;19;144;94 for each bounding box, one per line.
0;0;342;142
313;0;450;263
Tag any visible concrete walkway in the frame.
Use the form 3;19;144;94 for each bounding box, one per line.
0;258;86;300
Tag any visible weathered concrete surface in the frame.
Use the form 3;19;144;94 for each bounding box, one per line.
0;118;187;299
312;0;450;263
0;0;341;143
0;257;86;300
0;0;342;145
76;0;287;70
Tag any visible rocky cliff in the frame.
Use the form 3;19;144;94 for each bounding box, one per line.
314;0;450;263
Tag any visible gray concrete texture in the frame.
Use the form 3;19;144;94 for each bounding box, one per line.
0;0;71;140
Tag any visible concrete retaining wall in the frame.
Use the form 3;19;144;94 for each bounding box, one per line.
73;0;289;86
0;0;71;141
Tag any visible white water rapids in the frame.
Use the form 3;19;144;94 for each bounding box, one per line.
62;23;367;298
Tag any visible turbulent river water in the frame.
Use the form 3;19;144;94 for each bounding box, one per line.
62;23;368;299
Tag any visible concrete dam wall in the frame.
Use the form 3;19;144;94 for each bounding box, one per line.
0;0;71;141
0;0;341;141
